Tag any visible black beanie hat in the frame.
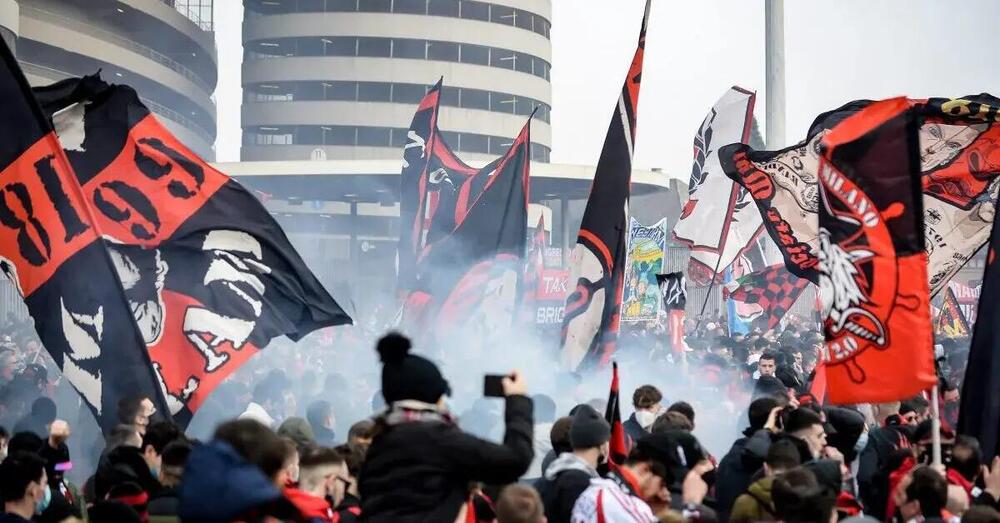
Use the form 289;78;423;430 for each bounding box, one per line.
569;405;611;449
377;333;451;405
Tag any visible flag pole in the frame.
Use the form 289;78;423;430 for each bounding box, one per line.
931;384;942;467
696;254;726;329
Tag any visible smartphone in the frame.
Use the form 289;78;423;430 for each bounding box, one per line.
484;374;506;398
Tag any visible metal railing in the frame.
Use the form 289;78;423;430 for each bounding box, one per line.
19;61;215;145
160;0;214;31
21;5;214;93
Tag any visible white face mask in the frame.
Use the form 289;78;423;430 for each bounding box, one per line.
635;410;658;430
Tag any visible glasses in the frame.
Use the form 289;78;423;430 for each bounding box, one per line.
335;476;353;491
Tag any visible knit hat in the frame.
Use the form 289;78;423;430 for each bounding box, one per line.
277;417;315;450
569;405;611;449
377;333;451;404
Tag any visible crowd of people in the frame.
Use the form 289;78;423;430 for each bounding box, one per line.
0;305;994;522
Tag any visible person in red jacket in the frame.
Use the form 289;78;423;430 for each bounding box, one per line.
285;446;343;523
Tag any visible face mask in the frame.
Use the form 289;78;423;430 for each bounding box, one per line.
854;431;869;455
635;410;657;430
35;484;51;515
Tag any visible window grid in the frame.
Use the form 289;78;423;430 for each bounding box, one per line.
244;0;551;39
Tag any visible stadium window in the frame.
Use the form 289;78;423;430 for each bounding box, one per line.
490;4;515;25
358;82;392;102
326;126;356;145
490;48;515;70
358;37;391;57
460;89;489;110
328;81;357;100
440;86;460;107
297;82;324;100
326;36;357;56
515;9;533;30
460;133;489;154
298;37;324;56
392;83;427;103
489;136;510;155
361;0;392;12
328;0;358;11
299;0;325;11
358;127;392;146
490;92;515;113
460;0;488;21
392;38;426;59
390;128;409;147
514;52;532;74
427;41;459;61
298;126;322;144
427;0;459;16
440;130;460;149
393;0;426;14
459;43;488;65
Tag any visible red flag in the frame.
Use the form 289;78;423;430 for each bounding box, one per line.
809;362;828;405
818;98;936;404
605;362;629;465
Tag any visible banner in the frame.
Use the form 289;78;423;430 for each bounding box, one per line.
949;280;981;325
622;218;666;323
722;94;1000;297
409;116;532;344
936;286;970;337
722;264;809;330
959;190;1000;459
655;272;686;311
818;98;936;404
672;86;758;285
561;0;650;370
10;69;350;429
521;215;547;324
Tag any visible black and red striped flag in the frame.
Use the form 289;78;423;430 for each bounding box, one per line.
605;361;629;465
561;0;650;370
722;264;809;330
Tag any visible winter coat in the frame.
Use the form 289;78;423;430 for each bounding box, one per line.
857;424;908;519
332;493;362;523
285;487;334;523
94;445;162;501
715;429;770;521
359;395;534;522
178;440;301;522
622;413;647;445
570;469;657;523
729;476;777;522
534;453;600;523
148;486;179;516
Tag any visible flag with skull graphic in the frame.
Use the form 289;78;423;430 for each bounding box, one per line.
560;0;650;370
24;73;352;429
817;98;936;404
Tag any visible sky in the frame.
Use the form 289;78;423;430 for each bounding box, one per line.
213;0;1000;180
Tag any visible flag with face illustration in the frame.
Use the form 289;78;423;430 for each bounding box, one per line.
672;86;758;285
817;98;936;404
721;94;1000;297
29;74;351;428
561;0;650;370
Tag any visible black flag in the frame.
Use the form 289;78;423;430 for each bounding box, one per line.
561;0;650;370
656;272;686;311
29;74;352;428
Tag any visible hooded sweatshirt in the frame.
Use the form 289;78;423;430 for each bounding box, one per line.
729;476;777;522
534;452;600;523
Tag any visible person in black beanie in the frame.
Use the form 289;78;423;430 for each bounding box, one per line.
359;333;534;523
534;405;609;523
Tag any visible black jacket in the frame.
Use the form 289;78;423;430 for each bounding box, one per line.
94;445;162;501
622;413;646;445
333;493;361;523
534;453;599;523
858;425;907;519
148;485;179;516
359;395;533;522
715;429;770;522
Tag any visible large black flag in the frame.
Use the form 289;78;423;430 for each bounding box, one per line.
960;193;1000;459
0;41;172;430
655;272;686;311
27;73;352;428
561;0;650;370
410;116;532;343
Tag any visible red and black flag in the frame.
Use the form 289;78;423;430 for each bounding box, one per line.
0;40;172;430
935;285;970;337
28;73;351;428
656;272;686;353
410;116;532;344
722;264;809;330
561;0;650;370
605;361;629;465
959;190;1000;459
817;98;936;404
